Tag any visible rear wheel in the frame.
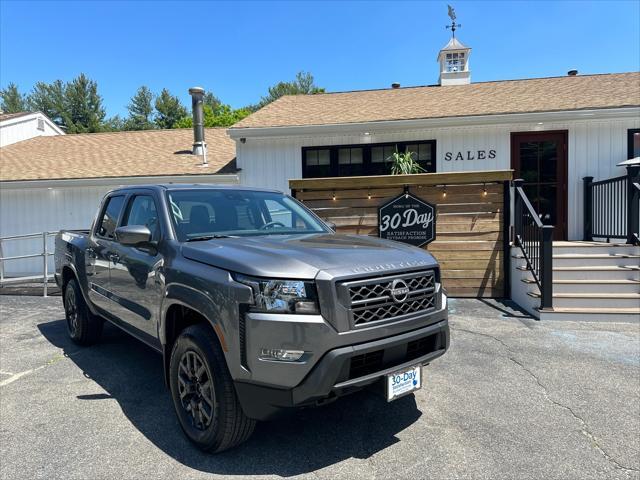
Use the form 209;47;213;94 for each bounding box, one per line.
63;278;103;345
169;323;255;453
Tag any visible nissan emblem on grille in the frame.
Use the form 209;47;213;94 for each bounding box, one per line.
390;279;410;303
342;271;436;326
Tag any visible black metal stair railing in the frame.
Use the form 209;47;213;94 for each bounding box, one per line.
513;179;554;310
584;164;640;245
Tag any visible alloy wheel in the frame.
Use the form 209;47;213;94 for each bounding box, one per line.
64;286;79;336
177;350;215;430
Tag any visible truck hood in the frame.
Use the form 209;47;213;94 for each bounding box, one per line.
180;233;438;279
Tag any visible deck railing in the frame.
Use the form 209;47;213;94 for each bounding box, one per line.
0;231;57;297
513;179;554;310
583;165;640;245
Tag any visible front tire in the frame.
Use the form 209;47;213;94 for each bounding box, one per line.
169;324;255;453
63;278;103;345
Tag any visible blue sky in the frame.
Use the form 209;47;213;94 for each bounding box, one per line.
1;0;639;118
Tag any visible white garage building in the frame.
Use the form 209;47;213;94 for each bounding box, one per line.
0;127;238;278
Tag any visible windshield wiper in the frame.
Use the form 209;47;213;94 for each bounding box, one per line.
185;234;236;242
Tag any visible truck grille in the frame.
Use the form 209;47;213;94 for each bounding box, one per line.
340;271;437;327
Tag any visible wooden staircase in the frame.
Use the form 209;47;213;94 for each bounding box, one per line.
512;241;640;321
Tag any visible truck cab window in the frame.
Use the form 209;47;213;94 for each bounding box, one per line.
123;195;161;241
97;196;125;239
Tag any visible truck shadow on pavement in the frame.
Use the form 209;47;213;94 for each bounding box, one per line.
39;319;422;477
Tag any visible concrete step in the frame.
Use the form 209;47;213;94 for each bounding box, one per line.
527;291;640;309
521;278;640;294
552;266;640;281
552;242;640;256
539;307;640;322
516;265;640;281
512;253;640;267
546;279;640;294
552;254;640;268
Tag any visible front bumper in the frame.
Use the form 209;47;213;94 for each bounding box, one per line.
235;316;449;420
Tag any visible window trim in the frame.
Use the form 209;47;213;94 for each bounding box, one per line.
301;140;437;178
628;128;640;160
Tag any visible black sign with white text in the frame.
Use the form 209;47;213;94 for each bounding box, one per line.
378;192;436;247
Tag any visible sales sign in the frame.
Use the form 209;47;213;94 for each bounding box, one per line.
378;192;436;247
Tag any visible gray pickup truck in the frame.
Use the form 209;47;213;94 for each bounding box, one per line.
55;184;449;452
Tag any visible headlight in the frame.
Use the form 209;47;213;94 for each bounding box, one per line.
234;274;320;314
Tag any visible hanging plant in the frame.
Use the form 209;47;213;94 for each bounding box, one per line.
389;148;426;175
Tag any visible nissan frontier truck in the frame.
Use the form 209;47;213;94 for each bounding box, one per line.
55;184;449;452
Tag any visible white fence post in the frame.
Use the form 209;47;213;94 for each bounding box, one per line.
0;238;4;286
42;232;48;298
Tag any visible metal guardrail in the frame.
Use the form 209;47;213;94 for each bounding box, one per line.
0;231;58;297
513;179;554;311
584;165;640;245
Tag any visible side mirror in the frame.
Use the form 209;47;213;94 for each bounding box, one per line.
115;225;152;246
325;221;337;232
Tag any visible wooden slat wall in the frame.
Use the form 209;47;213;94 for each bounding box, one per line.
291;170;512;298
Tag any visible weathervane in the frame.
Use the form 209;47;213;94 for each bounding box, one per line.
446;5;461;37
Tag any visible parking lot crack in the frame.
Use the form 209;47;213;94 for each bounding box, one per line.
452;326;640;475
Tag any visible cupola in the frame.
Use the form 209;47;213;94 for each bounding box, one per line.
437;6;471;86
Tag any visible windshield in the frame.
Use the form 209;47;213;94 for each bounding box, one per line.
167;189;329;241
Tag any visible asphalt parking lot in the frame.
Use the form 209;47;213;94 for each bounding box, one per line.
0;295;638;480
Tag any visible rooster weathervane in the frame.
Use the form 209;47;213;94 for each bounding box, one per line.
446;5;461;37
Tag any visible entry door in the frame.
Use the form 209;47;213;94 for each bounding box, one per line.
511;131;568;240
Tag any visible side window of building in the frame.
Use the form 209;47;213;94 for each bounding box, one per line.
122;195;161;241
302;141;436;178
304;149;331;177
97;196;125;239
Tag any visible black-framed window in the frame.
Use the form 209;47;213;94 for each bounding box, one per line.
628;129;640;159
302;140;436;178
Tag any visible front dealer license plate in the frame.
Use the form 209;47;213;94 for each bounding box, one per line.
386;365;422;401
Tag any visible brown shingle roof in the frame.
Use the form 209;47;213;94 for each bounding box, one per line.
0;112;32;122
0;128;236;182
232;72;640;129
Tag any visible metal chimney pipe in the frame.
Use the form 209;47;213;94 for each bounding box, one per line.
189;86;207;157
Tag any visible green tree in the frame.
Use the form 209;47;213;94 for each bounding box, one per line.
154;88;187;129
0;82;27;113
203;92;221;111
64;73;106;133
103;115;125;132
175;104;251;129
27;74;106;133
27;80;67;127
254;71;324;110
125;86;155;130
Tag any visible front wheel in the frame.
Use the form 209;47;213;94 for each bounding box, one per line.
63;278;103;345
169;324;256;453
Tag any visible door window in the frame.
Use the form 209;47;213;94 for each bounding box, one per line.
96;196;125;239
122;195;161;241
517;140;560;224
